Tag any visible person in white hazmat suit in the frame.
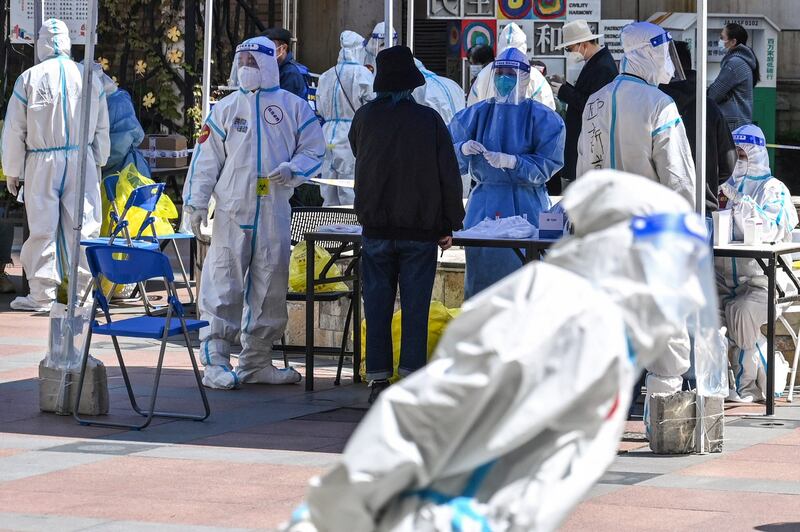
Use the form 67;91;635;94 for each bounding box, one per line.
183;36;325;390
2;19;110;312
316;31;373;206
576;22;696;207
412;59;466;125
363;22;397;74
467;22;555;111
283;171;721;532
717;124;798;402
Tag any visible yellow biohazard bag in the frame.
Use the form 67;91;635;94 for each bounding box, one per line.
359;300;457;383
100;164;178;238
99;164;179;297
288;241;349;293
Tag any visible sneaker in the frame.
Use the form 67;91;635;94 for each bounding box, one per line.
0;272;14;294
10;295;53;312
368;379;391;404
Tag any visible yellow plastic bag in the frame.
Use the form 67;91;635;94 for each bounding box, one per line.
288;241;349;293
359;300;457;383
100;164;178;297
100;163;178;238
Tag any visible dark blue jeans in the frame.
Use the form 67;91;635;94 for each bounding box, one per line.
361;237;438;380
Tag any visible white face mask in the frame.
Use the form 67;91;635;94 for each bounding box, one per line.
238;66;261;91
733;159;748;178
566;50;584;65
469;64;483;78
718;39;728;52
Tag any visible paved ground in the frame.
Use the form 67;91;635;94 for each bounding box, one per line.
2;257;800;531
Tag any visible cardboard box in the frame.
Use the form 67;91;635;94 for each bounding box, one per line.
139;134;189;168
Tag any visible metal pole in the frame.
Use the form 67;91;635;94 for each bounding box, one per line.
282;0;289;28
291;0;298;57
695;0;707;217
33;0;43;64
63;0;97;372
406;0;414;52
385;0;394;51
201;0;213;120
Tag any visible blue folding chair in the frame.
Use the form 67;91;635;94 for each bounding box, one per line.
73;245;210;430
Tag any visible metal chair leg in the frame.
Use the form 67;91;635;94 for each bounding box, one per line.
170;239;195;305
335;298;354;386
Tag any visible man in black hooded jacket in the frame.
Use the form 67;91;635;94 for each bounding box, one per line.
660;41;737;212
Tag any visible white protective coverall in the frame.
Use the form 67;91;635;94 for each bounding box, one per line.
316;31;373;206
467;23;555;110
2;19;110;311
183;37;325;389
576;22;696;207
412;59;466;125
284;170;720;532
717;125;798;402
363;22;398;73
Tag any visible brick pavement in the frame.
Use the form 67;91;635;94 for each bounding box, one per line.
2;259;800;531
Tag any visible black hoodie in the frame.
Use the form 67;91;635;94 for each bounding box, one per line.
660;71;737;212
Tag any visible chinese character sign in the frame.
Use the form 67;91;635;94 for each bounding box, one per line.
10;0;90;44
533;21;564;56
429;0;462;18
465;0;495;17
766;37;775;82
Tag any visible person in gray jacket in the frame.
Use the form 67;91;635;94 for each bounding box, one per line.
709;23;760;131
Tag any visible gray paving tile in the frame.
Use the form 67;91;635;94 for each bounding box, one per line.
597;471;661;486
0;512;105;532
135;444;341;467
40;441;163;456
79;519;254;532
727;417;800;429
640;473;800;495
0;450;113;482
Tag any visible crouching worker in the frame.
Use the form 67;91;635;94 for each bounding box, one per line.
183;36;325;389
717;125;798;402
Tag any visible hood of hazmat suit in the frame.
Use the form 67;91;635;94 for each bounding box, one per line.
363;22;398;72
411;59;466;125
2;18;110;308
467;23;555;110
183;36;325;389
284;170;719;532
316;30;374;206
37;18;71;61
619;22;678;86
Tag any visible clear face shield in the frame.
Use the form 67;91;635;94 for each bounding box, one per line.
650;31;686;83
630;213;728;397
491;58;530;105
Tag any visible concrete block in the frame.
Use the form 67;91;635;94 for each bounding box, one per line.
319;309;345;331
39;357;109;416
443;270;465;308
431;271;445;303
648;391;723;455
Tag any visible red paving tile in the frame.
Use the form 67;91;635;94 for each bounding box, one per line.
0;449;23;458
768;428;800;446
617;441;649;453
561;502;720;531
0;456;322;528
584;486;800;518
723;443;800;463
0;344;44;357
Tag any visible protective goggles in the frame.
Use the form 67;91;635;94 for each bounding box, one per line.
649;31;673;48
631;212;707;244
235;42;275;56
732;134;767;147
493;59;531;73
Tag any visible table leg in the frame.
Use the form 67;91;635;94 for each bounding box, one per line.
767;255;776;416
305;238;315;392
353;254;362;384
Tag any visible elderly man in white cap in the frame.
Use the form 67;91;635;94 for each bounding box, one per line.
549;20;617;192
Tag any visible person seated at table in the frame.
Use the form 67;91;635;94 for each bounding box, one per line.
717;124;798;402
449;47;565;299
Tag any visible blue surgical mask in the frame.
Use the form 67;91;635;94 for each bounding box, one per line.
494;74;517;97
